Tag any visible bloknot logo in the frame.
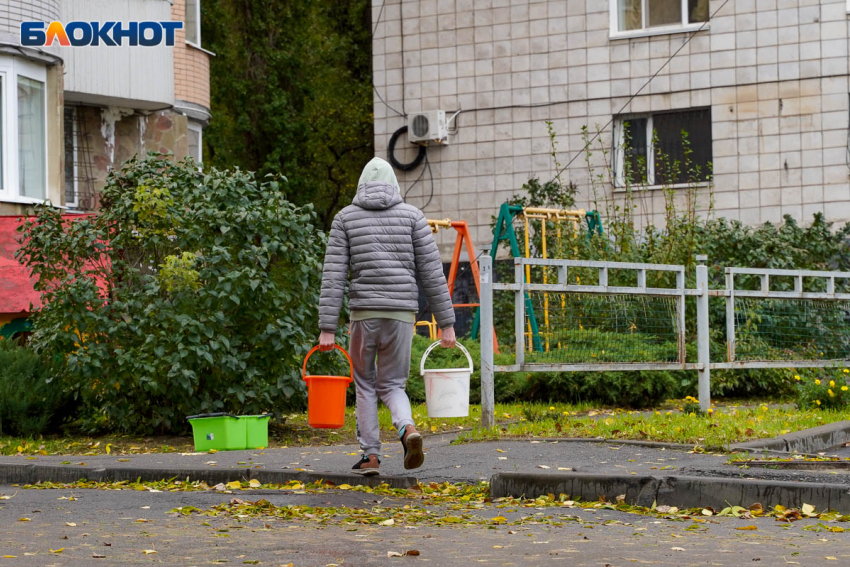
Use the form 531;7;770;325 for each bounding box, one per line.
21;21;183;47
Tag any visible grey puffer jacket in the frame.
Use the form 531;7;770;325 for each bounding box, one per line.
318;181;455;332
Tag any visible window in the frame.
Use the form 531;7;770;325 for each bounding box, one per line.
611;0;709;36
18;76;45;199
185;0;201;46
64;107;78;208
187;120;203;166
613;108;712;188
0;56;48;203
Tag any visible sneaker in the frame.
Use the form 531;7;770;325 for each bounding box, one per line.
401;426;424;470
352;454;380;476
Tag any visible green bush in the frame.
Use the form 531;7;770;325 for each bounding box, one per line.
0;339;73;436
17;154;339;434
794;368;850;410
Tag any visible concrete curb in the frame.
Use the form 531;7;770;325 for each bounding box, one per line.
730;420;850;454
0;463;417;489
490;472;850;513
540;438;696;451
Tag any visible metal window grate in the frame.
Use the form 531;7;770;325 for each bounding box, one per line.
63;106;98;211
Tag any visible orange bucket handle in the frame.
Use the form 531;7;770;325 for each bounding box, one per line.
302;345;353;382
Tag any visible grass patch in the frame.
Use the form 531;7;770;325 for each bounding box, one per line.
4;401;837;455
456;404;850;450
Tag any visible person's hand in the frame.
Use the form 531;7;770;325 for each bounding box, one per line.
440;326;456;348
318;331;336;352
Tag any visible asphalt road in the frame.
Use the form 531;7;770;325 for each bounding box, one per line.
2;485;848;566
3;437;849;487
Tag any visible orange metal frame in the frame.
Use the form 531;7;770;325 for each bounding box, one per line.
428;219;500;353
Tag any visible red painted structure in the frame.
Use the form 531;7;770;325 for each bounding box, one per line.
428;219;499;353
0;216;40;322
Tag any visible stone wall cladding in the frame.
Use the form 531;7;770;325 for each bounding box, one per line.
372;0;850;256
171;0;211;110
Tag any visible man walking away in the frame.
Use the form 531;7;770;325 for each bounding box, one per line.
318;157;456;475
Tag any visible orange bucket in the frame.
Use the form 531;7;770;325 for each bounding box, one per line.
302;344;353;429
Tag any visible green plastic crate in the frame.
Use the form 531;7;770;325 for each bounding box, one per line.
187;413;247;451
243;415;271;449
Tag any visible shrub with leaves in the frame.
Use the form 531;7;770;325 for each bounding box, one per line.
794;369;850;410
0;339;74;437
17;154;336;433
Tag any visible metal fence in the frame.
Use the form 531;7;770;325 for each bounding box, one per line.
477;255;850;428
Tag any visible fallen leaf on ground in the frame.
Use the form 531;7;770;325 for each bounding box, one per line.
49;548;64;553
143;549;157;555
387;551;403;557
405;550;420;556
671;547;685;552
536;465;550;469
380;519;395;526
226;481;242;490
17;518;30;522
736;526;758;531
65;522;76;527
248;479;261;488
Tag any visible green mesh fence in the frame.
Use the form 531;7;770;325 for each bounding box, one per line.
734;297;850;361
522;292;683;364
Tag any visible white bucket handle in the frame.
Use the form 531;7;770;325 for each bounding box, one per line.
420;340;474;376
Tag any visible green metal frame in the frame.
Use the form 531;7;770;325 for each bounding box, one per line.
470;204;604;351
0;317;32;339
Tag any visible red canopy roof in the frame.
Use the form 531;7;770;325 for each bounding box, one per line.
0;216;40;316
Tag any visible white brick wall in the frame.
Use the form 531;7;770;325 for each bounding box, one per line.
374;0;850;257
0;0;61;38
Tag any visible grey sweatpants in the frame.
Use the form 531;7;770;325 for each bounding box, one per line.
349;319;415;456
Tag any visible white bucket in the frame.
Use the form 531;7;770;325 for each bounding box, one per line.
420;341;474;418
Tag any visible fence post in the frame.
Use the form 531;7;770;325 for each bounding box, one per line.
725;270;735;362
695;255;711;412
479;255;495;429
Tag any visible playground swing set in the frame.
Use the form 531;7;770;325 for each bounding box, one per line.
421;204;603;355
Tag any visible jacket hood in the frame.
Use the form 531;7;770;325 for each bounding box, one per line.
352;157;403;210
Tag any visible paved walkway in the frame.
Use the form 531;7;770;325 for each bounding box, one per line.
2;434;849;487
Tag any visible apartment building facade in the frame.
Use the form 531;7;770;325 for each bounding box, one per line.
0;0;211;214
372;0;850;256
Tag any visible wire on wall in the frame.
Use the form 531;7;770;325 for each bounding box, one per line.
545;0;731;185
388;125;426;171
372;0;406;118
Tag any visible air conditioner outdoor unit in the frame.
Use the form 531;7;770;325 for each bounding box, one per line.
407;110;448;145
